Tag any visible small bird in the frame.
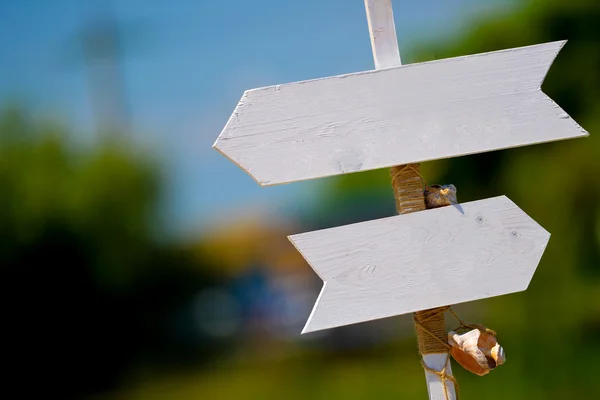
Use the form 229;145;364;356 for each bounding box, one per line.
424;184;458;209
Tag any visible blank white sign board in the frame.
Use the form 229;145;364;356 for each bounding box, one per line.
290;196;550;333
215;41;588;186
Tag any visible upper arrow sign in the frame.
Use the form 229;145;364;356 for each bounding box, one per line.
290;196;550;333
214;40;588;186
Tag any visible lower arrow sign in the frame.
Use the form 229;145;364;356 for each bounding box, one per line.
290;196;550;334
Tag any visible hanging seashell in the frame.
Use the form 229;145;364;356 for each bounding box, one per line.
448;328;506;376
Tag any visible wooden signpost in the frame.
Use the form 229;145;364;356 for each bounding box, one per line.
212;1;589;399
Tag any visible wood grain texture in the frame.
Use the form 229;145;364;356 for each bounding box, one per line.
214;40;588;186
364;0;401;69
290;196;550;334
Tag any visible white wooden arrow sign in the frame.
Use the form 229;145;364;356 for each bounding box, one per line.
289;195;550;334
214;40;588;186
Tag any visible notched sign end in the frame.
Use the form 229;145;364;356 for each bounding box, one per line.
300;282;328;335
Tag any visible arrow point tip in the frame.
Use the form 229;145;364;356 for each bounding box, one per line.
550;39;568;51
212;135;225;151
301;318;320;334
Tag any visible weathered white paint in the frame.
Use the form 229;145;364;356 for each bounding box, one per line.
364;0;401;69
214;40;588;187
364;3;457;399
290;196;550;334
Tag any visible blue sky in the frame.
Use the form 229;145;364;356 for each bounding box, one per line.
0;0;515;238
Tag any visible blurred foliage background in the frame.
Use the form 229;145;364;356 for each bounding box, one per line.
1;0;599;399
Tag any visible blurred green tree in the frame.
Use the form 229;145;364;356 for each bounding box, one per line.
0;107;223;399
